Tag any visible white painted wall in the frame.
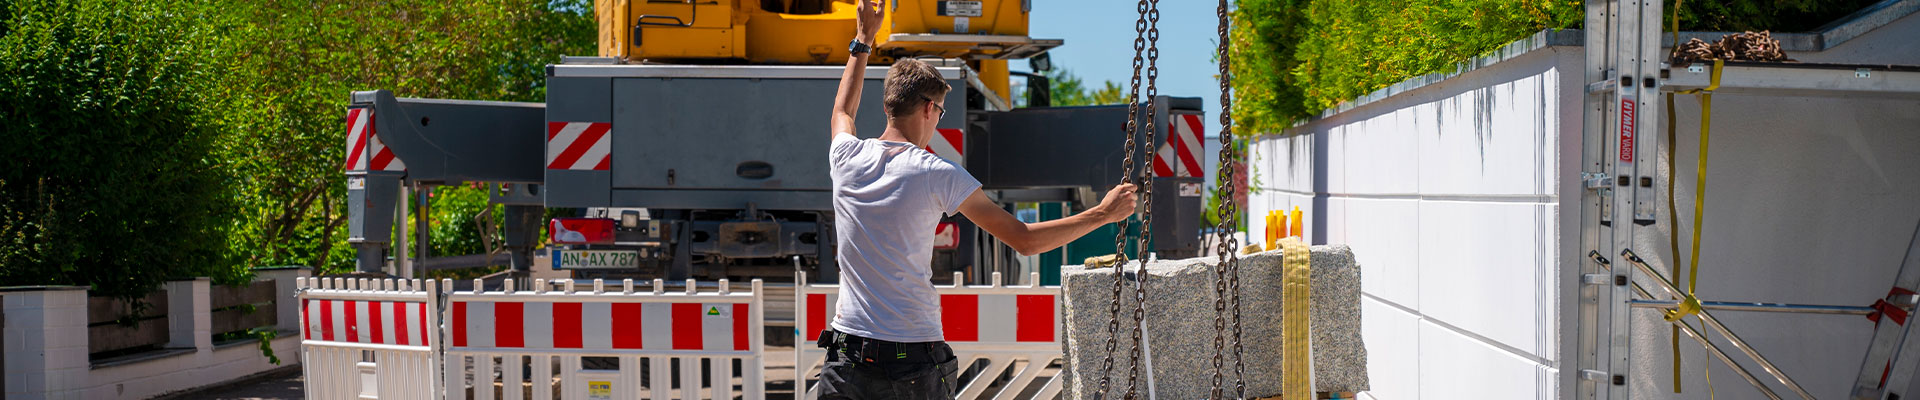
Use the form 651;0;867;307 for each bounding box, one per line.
1252;12;1920;399
2;268;309;400
1254;41;1582;399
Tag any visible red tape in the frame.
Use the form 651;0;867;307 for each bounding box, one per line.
1866;287;1916;325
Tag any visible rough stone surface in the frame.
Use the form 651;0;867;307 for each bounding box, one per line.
1060;245;1368;399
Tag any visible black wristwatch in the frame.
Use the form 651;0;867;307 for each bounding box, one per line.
849;39;871;55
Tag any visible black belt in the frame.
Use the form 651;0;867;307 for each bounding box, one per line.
818;329;952;364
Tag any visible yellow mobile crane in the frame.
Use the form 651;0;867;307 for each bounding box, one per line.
343;0;1206;288
594;0;1057;105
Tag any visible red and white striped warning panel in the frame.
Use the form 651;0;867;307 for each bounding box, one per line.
450;300;751;352
343;108;407;172
547;121;612;171
1153;113;1204;178
801;291;1059;344
923;128;965;166
302;299;432;347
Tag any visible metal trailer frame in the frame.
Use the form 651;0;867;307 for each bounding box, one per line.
1576;0;1920;398
345;58;1209;289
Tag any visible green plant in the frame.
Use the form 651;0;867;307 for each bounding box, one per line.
0;0;244;299
1229;0;1876;132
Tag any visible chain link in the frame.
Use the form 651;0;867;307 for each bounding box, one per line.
1095;0;1154;397
1122;1;1162;399
1209;0;1248;398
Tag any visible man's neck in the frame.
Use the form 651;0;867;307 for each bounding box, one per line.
879;123;926;147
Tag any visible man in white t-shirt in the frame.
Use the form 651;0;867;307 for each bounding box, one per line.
817;1;1138;398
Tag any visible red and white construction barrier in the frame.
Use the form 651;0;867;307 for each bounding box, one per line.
445;278;766;400
796;272;1066;400
298;277;443;400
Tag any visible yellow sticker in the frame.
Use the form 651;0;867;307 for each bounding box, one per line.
587;381;612;400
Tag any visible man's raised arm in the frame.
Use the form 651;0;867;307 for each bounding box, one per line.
830;0;884;138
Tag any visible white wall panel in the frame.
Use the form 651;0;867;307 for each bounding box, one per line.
1363;297;1422;400
1418;319;1548;400
1334;198;1422;310
1417;201;1554;358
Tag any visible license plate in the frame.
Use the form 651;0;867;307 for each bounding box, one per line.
939;1;983;17
551;249;638;270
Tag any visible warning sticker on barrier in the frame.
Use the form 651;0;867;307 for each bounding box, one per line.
588;381;612;400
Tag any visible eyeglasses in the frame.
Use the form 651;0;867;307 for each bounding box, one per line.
923;96;946;119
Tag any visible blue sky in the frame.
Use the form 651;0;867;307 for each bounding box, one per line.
1016;1;1228;138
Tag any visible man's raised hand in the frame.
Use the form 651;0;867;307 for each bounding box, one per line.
856;0;884;43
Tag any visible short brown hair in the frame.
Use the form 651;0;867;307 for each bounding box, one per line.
883;59;951;118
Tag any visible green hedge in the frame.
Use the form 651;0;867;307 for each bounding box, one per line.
0;0;243;298
1230;0;1879;133
1;0;595;300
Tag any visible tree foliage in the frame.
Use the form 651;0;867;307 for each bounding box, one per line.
1;0;595;297
214;0;595;275
0;0;242;299
1013;67;1125;108
1230;0;1877;133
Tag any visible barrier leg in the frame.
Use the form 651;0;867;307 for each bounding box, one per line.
533;355;552;400
504;355;525;400
476;355;496;400
717;356;736;399
619;356;642;399
445;353;466;400
744;355;765;400
651;356;672;399
679;356;701;400
561;356;581;399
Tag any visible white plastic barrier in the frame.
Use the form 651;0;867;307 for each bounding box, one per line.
298;277;445;400
445;278;767;400
796;272;1066;400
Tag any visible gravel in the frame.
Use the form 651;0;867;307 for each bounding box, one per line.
1058;245;1368;399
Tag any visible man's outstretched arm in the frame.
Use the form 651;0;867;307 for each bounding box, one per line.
959;184;1138;256
830;0;884;138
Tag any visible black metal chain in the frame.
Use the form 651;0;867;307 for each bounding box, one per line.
1209;0;1248;398
1123;1;1162;399
1095;0;1154;396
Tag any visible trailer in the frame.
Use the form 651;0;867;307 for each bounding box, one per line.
340;0;1209;294
1249;1;1920;398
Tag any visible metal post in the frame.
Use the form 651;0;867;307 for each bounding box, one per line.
397;184;411;278
1628;299;1877;315
415;184;431;278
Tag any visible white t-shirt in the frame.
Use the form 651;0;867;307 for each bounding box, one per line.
826;133;981;343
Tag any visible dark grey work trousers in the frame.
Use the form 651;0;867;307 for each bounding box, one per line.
814;330;960;400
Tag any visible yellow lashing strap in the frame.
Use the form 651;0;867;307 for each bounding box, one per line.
1666;59;1722;396
1668;59;1721;323
1279;237;1312;399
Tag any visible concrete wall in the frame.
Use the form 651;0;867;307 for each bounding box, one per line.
2;268;308;400
1251;10;1920;399
1252;34;1583;399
